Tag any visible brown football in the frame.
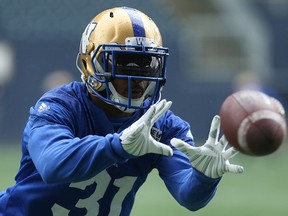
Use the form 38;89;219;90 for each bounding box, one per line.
220;90;287;156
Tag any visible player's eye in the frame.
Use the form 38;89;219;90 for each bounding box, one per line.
115;53;161;77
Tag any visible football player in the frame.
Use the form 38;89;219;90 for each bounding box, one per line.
0;7;243;216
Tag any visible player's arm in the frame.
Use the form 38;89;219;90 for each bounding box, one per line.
28;99;173;184
153;117;216;211
28;101;132;184
29;122;129;183
156;148;221;211
156;115;243;211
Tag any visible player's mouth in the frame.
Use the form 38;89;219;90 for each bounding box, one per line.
131;88;144;98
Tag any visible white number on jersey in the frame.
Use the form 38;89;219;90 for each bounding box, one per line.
51;170;137;216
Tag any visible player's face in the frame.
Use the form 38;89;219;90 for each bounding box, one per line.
112;78;149;99
111;53;161;99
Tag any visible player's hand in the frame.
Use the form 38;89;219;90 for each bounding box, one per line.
171;115;244;179
120;99;173;157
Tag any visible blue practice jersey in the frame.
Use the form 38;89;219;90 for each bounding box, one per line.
0;82;220;216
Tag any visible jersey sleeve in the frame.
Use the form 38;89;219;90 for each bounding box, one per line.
27;98;132;184
155;111;220;211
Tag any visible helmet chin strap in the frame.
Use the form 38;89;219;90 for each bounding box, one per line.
108;82;156;113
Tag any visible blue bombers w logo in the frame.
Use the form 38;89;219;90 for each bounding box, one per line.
135;37;146;45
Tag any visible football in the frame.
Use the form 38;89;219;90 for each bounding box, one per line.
220;90;287;156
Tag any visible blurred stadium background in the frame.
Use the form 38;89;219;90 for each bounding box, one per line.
0;0;288;215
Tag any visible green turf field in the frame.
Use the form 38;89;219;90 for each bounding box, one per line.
1;142;287;216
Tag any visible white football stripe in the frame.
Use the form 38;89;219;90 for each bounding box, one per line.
237;110;285;154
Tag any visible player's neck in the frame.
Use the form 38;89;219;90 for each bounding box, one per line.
90;94;134;118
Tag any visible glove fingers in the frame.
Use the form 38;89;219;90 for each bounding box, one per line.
120;123;145;143
206;115;220;144
171;138;217;157
223;146;239;160
151;100;172;124
226;164;244;174
170;138;187;148
171;138;191;149
219;135;226;146
139;103;157;123
215;135;229;151
140;100;171;126
153;140;173;156
171;138;202;155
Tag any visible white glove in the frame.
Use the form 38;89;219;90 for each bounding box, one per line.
171;115;244;179
120;99;173;157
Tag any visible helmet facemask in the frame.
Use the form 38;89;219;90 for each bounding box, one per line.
84;39;169;113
